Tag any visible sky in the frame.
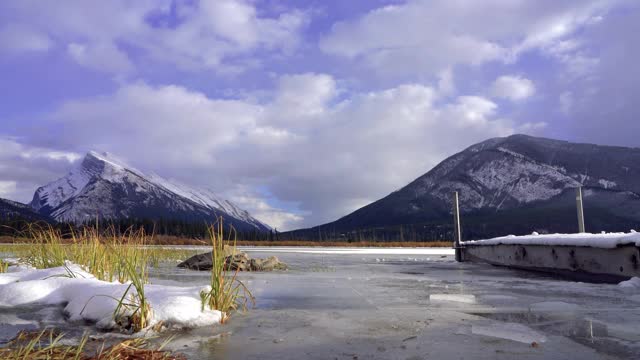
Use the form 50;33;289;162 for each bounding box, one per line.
1;0;639;230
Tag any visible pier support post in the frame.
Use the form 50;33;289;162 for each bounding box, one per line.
576;186;586;233
453;191;463;262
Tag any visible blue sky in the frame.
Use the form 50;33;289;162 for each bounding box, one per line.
1;0;639;230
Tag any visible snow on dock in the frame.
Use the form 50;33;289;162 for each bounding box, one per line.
465;231;640;248
462;232;640;283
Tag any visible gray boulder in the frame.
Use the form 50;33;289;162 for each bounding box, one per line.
178;249;287;271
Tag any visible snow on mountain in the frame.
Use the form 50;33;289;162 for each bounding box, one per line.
409;134;640;212
289;134;640;239
30;151;270;231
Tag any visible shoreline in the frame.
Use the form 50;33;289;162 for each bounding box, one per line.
0;236;452;248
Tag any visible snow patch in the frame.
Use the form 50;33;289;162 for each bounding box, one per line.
465;232;640;249
619;277;640;290
472;322;547;344
0;263;222;330
598;179;617;189
430;294;476;304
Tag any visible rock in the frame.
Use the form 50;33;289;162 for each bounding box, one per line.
176;252;214;270
178;250;287;271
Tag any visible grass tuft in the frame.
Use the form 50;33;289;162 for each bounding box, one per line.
113;253;153;333
0;329;184;360
0;328;86;360
199;219;254;323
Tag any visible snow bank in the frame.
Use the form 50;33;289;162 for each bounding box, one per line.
464;232;640;249
0;263;222;330
430;294;476;304
619;277;640;290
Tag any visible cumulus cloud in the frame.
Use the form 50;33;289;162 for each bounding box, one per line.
21;74;519;229
3;0;635;231
319;0;616;79
0;0;308;74
0;138;81;202
67;42;133;75
0;181;17;198
491;75;536;101
0;23;52;53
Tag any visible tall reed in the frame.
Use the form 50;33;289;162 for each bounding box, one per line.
23;224;155;284
113;248;152;333
200;219;254;323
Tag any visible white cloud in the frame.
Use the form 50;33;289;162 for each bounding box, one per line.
437;67;455;96
67;42;133;75
518;122;548;133
271;73;337;121
491;75;536;101
0;181;17;198
0;138;81;203
559;91;574;115
319;0;616;79
0;0;308;74
36;74;518;229
225;186;305;230
0;23;52;53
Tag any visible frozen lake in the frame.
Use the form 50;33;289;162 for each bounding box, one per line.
2;247;640;359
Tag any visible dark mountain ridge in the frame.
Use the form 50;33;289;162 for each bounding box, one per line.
285;134;640;241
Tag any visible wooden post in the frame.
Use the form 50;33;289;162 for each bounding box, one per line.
453;191;463;262
576;186;586;233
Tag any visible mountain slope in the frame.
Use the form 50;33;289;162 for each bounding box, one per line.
0;197;52;222
287;134;640;240
30;151;270;232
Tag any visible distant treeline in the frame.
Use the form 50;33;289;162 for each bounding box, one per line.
2;202;638;242
0;215;278;241
280;204;640;242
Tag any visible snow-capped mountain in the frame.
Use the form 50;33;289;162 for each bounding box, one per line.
30;151;270;231
288;134;640;239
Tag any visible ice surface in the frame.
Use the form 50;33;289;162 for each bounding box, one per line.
2;248;638;359
465;232;640;248
530;301;581;313
472;322;547;343
239;247;455;255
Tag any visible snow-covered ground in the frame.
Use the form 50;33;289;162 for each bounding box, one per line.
465;231;640;248
1;248;639;359
0;262;222;331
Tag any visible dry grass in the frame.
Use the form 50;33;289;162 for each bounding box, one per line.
0;328;84;360
200;220;254;324
0;329;184;360
0;225;199;282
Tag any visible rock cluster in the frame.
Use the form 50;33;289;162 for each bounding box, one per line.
177;246;287;271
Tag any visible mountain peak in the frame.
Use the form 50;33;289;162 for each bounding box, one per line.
82;150;144;178
292;135;640;239
30;151;270;231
